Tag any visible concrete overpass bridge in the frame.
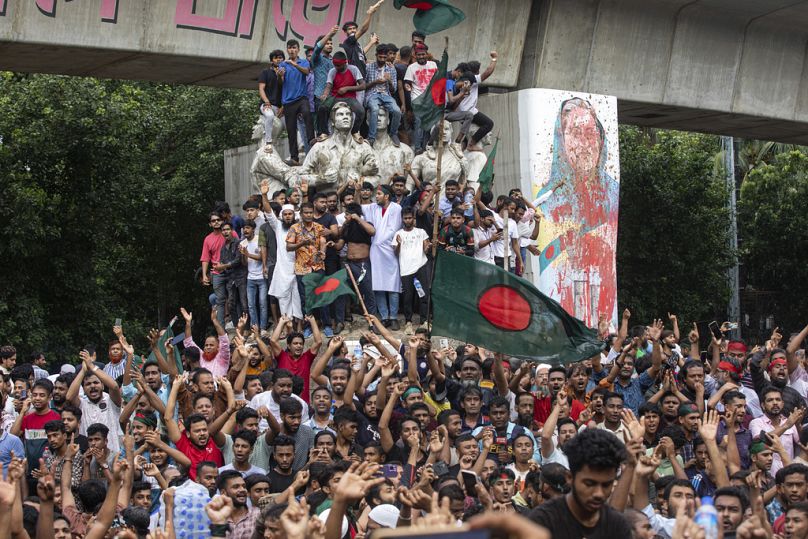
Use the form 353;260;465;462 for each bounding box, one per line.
2;0;808;143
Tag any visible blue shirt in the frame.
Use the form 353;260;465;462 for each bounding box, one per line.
311;42;334;99
611;370;654;415
280;59;311;105
364;62;397;99
0;431;24;478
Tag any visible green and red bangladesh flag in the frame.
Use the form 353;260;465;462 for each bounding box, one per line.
412;47;448;134
478;137;498;193
302;269;356;313
431;251;604;364
394;0;466;35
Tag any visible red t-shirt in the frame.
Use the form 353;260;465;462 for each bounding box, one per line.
21;409;62;461
175;431;223;479
533;395;585;424
200;232;226;274
277;349;315;402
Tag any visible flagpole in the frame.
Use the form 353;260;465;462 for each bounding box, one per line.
424;37;449;332
344;264;369;316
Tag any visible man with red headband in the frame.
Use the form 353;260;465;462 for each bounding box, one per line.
750;344;808;417
750;386;803;475
318;52;366;136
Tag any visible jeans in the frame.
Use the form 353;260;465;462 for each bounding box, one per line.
211;273;228;326
284;96;314;161
260;104;279;143
413;114;428;153
317;97;365;135
445;110;475;139
366;94;401;141
247;278;269;330
227;276;248;325
374;291;399;321
401;264;430;324
346;260;376;317
471;111;494;144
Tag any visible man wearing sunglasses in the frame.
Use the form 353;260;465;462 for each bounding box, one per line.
200;212;228;326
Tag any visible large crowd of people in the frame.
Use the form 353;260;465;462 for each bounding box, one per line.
6;4;807;539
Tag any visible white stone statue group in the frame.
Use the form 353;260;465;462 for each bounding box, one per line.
250;101;492;195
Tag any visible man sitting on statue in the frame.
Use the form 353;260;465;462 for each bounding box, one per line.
364;44;401;148
317;52;366;138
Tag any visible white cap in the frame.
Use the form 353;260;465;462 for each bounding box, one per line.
60;364;76;375
318;509;348;537
368;504;399;529
536;363;551;372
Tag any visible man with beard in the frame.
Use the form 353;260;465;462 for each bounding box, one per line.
306;386;335;433
599;333;662;416
770;464;808;534
265;397;314;472
716;390;753;469
657;390;682;427
265;203;304;322
515;392;540;436
678;360;710;406
364;186;403;330
437;409;462;465
752;346;808;417
65;351;123;453
165;378;223;479
267;434;302;494
250;368;309;430
751;386;804;475
634;455;696;538
217;471;261;538
310;336;356;407
473;396;540;465
51;373;72;413
270;318;322;399
356;390;381;446
180;308;230;378
196;461;219;496
529;428;631;539
534;366;585;423
708;356;762;418
713;486;749;536
176;367;229;422
42;420;84;495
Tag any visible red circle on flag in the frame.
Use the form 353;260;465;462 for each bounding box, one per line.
315;278;341;295
477;285;532;331
431;79;447;106
545;245;555;259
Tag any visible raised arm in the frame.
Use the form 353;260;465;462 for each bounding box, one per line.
269;315;290;357
541;390;565;459
647;319;664;379
479;51;497;81
143;430;192;469
787;322;808;373
492;354;509;397
89;356;122;407
115;324;135;388
252;325;275;368
699;409;729;488
311;336;342;389
617;309;630;351
365;313;401;351
307;315;323;355
148;328;179;377
688;324;700;360
86;458;127;539
668;313;680;341
118;386;144;432
66;351;90;406
355;0;383;39
163;376;184;443
378;380;401;453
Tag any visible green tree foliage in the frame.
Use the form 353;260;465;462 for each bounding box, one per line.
0;73;254;359
739;150;808;329
616;127;733;327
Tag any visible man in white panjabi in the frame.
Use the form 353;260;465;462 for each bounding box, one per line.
362;185;402;330
267;204;303;321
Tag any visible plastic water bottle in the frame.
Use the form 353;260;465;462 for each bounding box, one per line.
413;278;426;298
353;343;362;358
694;496;719;539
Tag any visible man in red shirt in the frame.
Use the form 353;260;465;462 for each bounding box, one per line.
317;51;366;136
10;378;61;470
201;211;227;326
269;315;323;402
165;378;223;479
533;366;585;424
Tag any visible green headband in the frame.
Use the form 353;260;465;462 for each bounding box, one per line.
750;440;767;455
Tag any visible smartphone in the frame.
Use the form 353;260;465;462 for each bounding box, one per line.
708;321;722;340
170;334;185;347
383;464;399;478
461;470;478;495
432;461;450;478
20;390;26;400
114;318;122;327
439;338;449;350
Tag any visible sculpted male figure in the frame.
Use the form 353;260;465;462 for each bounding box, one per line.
410;121;468;188
298;101;380;189
373;108;414;184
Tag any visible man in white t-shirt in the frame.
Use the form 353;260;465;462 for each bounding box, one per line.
65;351;123;453
391;207;430;334
453;51;498;152
491;202;521;273
241;220;268;333
473;209;499;265
404;44;437;153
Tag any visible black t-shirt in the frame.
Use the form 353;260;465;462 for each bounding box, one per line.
268;468;296;494
394;62;409;108
342;219;373;246
315;213;340;264
529;495;632;539
341;36;368;77
355;410;380;447
259;68;282;108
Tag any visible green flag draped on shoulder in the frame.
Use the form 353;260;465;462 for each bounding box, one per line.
412;48;448;134
431;251;604;364
477;137;498;193
394;0;466;35
302;269;356;314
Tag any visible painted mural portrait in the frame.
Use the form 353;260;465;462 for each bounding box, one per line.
535;97;619;326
